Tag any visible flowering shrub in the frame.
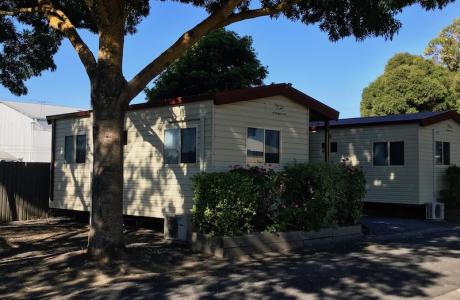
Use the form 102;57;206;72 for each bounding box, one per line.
192;163;366;236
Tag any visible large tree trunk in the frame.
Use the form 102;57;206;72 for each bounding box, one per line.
87;73;127;259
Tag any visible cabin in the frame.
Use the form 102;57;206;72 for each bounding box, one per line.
309;111;460;218
46;84;338;239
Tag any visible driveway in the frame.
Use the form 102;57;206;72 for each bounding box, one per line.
1;218;460;299
360;216;454;237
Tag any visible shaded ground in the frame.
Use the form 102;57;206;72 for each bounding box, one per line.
1;218;460;299
360;216;453;236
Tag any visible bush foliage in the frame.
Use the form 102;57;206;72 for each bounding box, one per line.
441;165;460;209
192;163;366;236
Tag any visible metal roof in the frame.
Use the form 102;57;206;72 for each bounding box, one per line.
310;111;460;128
0;101;86;121
46;84;340;123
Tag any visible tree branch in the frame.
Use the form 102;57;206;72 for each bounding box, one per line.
219;4;288;27
37;0;97;79
122;0;244;103
0;7;40;16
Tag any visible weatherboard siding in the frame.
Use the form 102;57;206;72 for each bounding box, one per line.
212;95;310;171
418;119;460;204
51;116;93;211
51;100;213;218
310;123;420;205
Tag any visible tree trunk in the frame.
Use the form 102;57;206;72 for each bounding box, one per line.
87;75;127;259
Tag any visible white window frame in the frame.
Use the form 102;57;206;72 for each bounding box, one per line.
372;141;404;166
163;124;199;166
246;127;282;165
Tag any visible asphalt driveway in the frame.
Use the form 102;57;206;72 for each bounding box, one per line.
1;218;460;299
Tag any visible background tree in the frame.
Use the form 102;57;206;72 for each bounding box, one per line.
146;29;268;101
425;18;460;72
361;53;458;116
0;0;454;259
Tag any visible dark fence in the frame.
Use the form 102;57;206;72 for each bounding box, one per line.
0;162;50;222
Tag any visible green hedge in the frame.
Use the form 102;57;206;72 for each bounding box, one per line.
441;165;460;208
192;163;366;236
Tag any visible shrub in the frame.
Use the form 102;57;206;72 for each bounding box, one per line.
275;163;365;231
192;163;366;236
192;166;278;236
269;163;355;232
336;163;366;225
441;165;460;208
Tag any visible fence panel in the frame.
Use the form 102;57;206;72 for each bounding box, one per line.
0;162;50;222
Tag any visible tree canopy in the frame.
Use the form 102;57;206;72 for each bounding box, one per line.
1;0;454;98
425;17;460;72
145;29;268;101
360;53;458;116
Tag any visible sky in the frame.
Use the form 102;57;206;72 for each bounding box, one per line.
0;1;458;118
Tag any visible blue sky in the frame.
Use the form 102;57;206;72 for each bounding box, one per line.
0;1;458;118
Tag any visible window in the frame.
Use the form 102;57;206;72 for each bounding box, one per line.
436;141;450;165
443;142;450;165
64;136;74;164
389;142;404;165
373;142;388;166
265;129;280;163
64;134;86;164
123;130;128;146
247;128;264;164
164;128;196;164
247;128;280;164
373;141;404;166
75;135;86;163
322;142;338;153
181;128;196;163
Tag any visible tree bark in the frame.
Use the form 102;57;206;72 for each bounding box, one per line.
86;1;128;259
87;71;127;259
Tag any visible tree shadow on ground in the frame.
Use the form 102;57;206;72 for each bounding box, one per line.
1;219;460;299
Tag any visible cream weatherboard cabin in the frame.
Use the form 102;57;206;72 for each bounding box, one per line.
310;111;460;219
46;84;338;239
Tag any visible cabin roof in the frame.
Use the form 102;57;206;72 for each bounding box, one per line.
310;111;460;129
46;83;339;123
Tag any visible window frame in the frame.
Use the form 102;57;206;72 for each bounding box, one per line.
373;141;405;166
64;134;87;165
246;127;282;165
163;125;198;165
435;141;451;166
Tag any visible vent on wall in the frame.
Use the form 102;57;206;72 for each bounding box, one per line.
426;202;445;220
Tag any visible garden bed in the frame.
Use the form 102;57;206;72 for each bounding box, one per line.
191;225;362;258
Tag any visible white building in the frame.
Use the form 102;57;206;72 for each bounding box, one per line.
0;101;85;162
